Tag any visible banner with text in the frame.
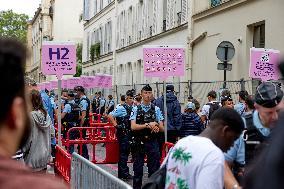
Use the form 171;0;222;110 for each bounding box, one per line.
143;45;185;80
41;42;76;79
250;48;280;81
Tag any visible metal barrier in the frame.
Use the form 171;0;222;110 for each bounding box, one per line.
71;152;132;189
160;142;175;163
55;145;71;183
89;113;110;124
65;126;119;164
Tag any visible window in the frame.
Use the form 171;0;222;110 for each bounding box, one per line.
94;0;97;15
252;22;265;92
253;23;265;48
83;0;90;20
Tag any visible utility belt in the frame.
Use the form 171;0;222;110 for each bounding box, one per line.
116;123;131;135
131;134;157;153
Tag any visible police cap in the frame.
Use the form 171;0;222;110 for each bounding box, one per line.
255;82;283;108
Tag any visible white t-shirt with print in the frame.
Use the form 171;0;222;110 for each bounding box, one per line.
165;136;224;189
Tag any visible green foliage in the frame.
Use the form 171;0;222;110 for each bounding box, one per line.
90;44;96;62
90;43;101;62
94;43;100;58
0;10;29;43
176;178;189;189
73;43;83;77
76;43;82;63
74;63;82;77
172;147;192;165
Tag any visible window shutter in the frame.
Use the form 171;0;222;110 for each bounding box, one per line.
181;0;187;24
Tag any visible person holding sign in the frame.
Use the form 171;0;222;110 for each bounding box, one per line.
130;84;164;189
74;86;90;160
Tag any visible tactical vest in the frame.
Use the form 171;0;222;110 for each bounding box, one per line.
244;112;269;164
62;103;81;123
133;104;157;138
79;97;90;119
116;104;132;130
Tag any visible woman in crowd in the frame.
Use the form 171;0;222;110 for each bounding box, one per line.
23;90;53;172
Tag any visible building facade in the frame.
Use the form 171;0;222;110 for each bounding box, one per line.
26;0;84;82
82;0;190;87
25;0;53;82
191;0;284;82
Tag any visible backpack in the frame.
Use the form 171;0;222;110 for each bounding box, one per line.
142;148;173;189
206;102;220;120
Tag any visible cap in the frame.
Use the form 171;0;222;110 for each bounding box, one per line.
166;85;174;92
142;84;152;91
255;82;283;108
221;95;233;102
186;102;196;110
75;86;85;93
126;90;134;97
207;90;217;99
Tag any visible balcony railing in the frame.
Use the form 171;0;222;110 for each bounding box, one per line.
211;0;231;7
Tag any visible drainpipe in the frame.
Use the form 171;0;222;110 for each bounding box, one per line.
187;0;194;82
113;0;118;99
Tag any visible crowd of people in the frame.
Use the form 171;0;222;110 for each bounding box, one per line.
1;37;284;189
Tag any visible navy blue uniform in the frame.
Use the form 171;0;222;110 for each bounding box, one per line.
110;104;132;179
130;103;164;189
78;95;90;159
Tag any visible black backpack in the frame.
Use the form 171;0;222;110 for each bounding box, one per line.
142;148;173;189
206;102;220;120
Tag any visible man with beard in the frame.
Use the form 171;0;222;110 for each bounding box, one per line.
0;38;67;188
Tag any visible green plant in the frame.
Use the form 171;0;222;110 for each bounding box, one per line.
90;44;96;62
94;42;101;58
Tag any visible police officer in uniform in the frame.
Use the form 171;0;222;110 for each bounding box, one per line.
74;86;90;160
108;90;134;180
130;85;164;189
224;82;283;189
61;91;81;154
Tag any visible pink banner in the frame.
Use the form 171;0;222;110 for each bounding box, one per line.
143;46;185;79
50;81;58;89
81;76;96;89
62;79;67;89
41;42;76;79
93;74;112;88
249;48;280;81
67;77;82;89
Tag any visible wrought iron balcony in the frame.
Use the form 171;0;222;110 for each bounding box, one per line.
211;0;231;7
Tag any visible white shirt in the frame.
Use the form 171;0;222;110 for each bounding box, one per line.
165;136;224;189
200;101;219;119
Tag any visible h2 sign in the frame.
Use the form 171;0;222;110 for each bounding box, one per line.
42;42;76;79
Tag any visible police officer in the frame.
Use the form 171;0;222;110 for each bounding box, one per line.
130;84;164;189
61;91;81;154
224;82;283;189
108;90;134;180
74;86;90;160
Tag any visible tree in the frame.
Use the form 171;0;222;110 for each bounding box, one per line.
0;10;29;43
74;43;83;77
